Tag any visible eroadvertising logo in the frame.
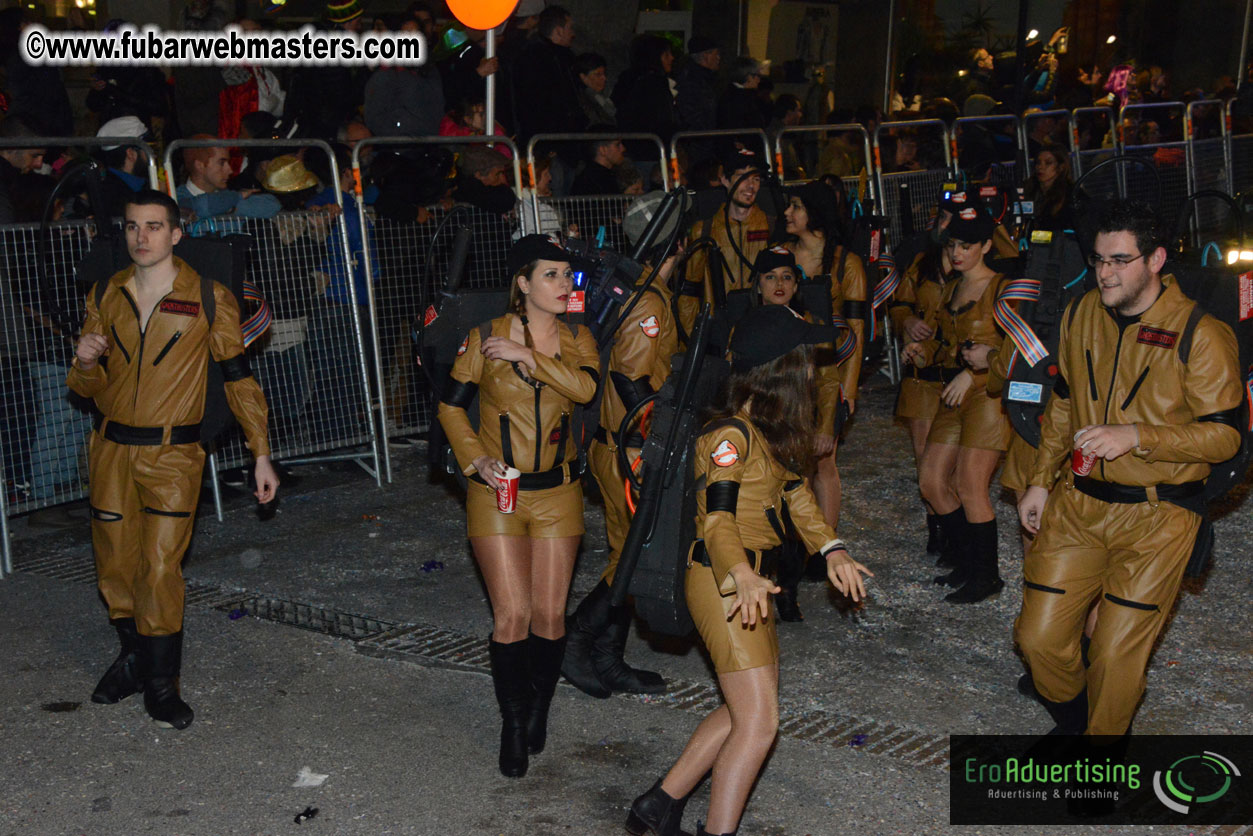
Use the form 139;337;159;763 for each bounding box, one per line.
1152;751;1241;814
949;735;1253;825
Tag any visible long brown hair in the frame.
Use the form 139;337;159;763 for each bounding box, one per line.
703;344;817;472
506;260;538;350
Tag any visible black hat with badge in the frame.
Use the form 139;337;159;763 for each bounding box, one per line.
946;203;995;243
730;304;835;371
754;245;796;274
508;234;569;276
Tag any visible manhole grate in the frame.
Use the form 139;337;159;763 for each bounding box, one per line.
356;623;949;769
216;596;396;641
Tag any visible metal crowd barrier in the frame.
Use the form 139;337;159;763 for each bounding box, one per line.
1020;108;1070;170
526;132;669;253
1068;105;1118;180
0;136;160;577
951;114;1021;188
873;118;952;247
773;123;875;203
1185;99;1235;244
1119;102;1190;228
165;137;381;517
351;135;524;481
669;128;774;184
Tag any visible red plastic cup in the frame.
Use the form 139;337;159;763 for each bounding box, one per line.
1072;446;1097;477
497;467;521;514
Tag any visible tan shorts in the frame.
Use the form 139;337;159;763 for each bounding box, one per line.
466;478;585;539
895;377;942;421
927;383;1011;451
685;549;778;674
1000;431;1035;493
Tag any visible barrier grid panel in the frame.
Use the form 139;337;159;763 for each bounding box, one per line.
363;204;519;438
206;211;374;471
0;220;99;517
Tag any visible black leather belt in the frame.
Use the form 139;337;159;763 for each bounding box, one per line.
914;365;963;384
95;416;201;446
692;540;775;577
593;425;645;449
470;461;582;491
1073;475;1205;504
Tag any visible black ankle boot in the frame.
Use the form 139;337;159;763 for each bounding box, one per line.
932;508;969;583
561;581;613;698
695;824;736;836
1041;688;1088;735
926;512;945;555
525;633;566;755
137;632;194;730
488;638;531;777
91;617;142;704
591;603;666;694
625;778;691;836
946;519;1004;603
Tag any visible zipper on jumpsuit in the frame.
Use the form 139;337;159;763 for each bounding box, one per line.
119;286;173;411
532;386;543;472
1098;322;1130;480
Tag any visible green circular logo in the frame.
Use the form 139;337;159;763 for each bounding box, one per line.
1153;751;1241;814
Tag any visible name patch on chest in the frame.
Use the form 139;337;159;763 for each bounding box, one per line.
746;230;769;243
1136;325;1177;349
159;299;200;317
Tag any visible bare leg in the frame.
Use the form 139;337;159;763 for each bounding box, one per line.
659;705;732;798
918;441;960;515
528;536;581;639
703;664;780;834
811;447;841;529
471;535;532;643
953;446;1002;523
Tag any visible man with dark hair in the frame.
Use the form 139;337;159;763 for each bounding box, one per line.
1015;201;1242;738
69;189;278;730
678;148;772;335
511;5;586;142
570;135;626;196
94;116;153;220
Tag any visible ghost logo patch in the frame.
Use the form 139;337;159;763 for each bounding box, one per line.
457;335;469;356
1136;325;1177;349
159;299;200;317
712;439;739;467
549;428;563;444
639;315;660;338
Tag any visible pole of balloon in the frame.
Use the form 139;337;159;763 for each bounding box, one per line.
485;27;497;151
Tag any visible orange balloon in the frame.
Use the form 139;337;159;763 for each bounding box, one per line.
446;0;518;31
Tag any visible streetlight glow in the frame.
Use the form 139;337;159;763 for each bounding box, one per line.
1106;35;1117;44
1027;29;1039;40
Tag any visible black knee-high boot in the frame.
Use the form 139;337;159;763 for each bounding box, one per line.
772;540;806;622
932;508;970;584
591;602;666;694
561;581;613;698
92;617;142;704
137;632;194;730
946;519;1004;603
525;633;566;755
926;512;945;556
488;638;531;777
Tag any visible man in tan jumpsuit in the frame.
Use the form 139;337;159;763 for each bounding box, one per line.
70;190;277;730
1015;201;1242;737
678;148;773;336
563;248;680;698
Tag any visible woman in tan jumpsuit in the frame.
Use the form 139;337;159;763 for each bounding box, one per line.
902;205;1011;604
625;305;872;836
889;242;953;556
782;181;866;537
437;235;600;779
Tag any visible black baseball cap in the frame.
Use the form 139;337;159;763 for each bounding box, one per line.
946;204;994;243
722;147;765;178
754;246;796;274
508;234;569;276
730;305;835;372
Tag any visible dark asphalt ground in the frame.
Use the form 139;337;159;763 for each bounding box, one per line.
1;374;1249;835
